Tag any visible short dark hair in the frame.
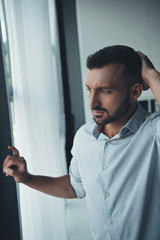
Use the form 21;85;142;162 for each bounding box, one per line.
86;45;142;87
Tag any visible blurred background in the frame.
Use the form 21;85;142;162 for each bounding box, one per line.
0;0;159;239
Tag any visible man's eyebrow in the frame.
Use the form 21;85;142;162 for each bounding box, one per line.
85;84;114;90
97;86;114;90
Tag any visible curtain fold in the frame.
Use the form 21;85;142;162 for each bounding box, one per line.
4;0;68;239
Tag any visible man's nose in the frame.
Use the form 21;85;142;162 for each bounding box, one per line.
89;92;100;108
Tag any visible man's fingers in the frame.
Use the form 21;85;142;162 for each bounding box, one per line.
8;146;20;156
3;154;12;170
137;51;155;69
3;156;23;173
3;146;20;170
3;147;27;182
5;168;14;177
3;158;17;172
137;51;146;58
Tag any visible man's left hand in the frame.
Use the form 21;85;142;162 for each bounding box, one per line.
137;51;155;90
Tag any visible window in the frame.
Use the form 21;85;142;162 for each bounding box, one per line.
0;0;15;136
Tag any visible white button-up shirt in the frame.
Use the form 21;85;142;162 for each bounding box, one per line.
69;104;160;240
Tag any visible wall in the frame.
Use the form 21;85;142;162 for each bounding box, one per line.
76;0;160;122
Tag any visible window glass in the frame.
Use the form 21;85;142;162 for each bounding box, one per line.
0;0;15;137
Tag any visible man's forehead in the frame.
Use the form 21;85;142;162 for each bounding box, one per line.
87;63;126;75
86;63;126;86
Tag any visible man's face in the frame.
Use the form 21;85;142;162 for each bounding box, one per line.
86;63;131;126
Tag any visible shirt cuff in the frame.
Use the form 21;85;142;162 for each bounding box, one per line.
69;171;86;199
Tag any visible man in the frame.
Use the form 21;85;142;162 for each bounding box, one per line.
3;45;160;240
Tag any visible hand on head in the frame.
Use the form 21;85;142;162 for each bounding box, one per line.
137;51;155;91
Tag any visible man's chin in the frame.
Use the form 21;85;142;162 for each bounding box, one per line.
93;115;115;125
93;116;106;125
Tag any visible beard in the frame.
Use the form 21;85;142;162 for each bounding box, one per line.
92;92;131;126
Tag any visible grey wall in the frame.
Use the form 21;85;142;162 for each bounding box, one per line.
56;0;85;168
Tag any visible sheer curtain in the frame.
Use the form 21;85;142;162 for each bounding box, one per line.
4;0;68;239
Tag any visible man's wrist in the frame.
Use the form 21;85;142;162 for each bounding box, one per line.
143;69;160;87
22;172;33;184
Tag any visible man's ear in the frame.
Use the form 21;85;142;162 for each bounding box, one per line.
130;83;143;102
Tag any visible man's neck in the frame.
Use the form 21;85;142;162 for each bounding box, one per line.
102;103;138;138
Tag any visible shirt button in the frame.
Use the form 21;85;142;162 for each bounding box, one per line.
109;220;113;224
104;165;108;170
105;192;110;198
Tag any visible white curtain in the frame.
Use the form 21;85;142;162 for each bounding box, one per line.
4;0;68;239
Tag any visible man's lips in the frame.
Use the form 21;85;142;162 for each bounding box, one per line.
92;110;105;116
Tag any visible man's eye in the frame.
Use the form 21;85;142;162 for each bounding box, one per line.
86;88;91;92
102;90;112;94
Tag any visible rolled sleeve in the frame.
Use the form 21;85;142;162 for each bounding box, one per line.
69;157;86;199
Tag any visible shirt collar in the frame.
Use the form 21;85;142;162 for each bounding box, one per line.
92;103;150;139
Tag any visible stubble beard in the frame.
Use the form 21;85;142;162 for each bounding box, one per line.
92;92;131;126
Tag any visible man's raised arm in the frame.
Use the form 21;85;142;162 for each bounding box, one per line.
138;51;160;105
3;146;77;199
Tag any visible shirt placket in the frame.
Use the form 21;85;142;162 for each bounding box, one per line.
102;139;114;240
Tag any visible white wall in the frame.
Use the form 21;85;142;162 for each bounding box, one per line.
76;0;160;122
